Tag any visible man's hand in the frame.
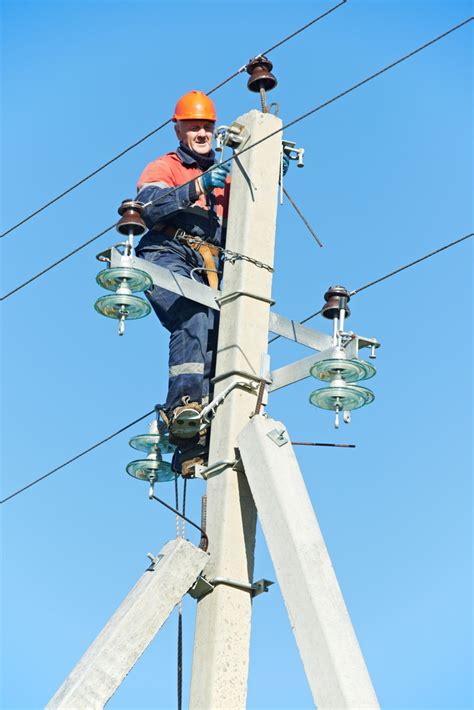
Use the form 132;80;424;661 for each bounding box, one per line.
198;162;231;193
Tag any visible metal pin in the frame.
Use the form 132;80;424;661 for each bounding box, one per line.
148;478;155;500
127;229;134;255
291;442;356;448
335;405;340;429
118;314;125;336
339;307;346;334
369;345;377;359
343;411;351;424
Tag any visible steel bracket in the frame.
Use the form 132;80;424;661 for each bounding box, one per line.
267;427;289;447
215;122;250;153
193;457;243;480
188;575;274;600
282;139;305;168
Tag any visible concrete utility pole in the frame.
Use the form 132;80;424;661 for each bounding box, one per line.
189;109;282;708
47;539;209;709
238;415;379;708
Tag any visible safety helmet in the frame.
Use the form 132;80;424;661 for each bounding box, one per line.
172;91;216;122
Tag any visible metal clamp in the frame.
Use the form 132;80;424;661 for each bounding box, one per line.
215;122;250;153
216;290;275;307
200;380;260;425
145;552;164;569
188;575;273;600
267;427;289;447
342;333;381;360
282;139;305;168
193;458;242;480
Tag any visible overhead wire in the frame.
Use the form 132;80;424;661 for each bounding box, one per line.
0;1;347;240
348;232;474;297
1;16;470;302
282;187;323;247
269;232;473;343
1;232;471;505
0;409;154;504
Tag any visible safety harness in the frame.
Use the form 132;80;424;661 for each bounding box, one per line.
160;225;220;289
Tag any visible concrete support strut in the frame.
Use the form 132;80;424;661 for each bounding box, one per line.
47;539;209;710
189;110;282;709
238;415;379;709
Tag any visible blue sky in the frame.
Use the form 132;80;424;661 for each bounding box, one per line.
1;1;472;708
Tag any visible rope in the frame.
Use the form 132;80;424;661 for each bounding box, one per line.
2;17;470;301
177;607;183;710
151;495;209;552
0;2;347;239
174;473;183;710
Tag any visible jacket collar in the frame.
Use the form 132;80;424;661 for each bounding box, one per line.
177;143;215;170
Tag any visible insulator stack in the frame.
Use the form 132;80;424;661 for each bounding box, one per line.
127;420;176;498
94;199;152;336
309;285;377;428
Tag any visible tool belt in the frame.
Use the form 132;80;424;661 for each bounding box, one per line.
160;225;220;289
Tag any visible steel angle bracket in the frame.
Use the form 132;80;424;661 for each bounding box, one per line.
107;250;221;311
269;335;381;392
97;244;132;265
268;311;332;351
269;346;336;392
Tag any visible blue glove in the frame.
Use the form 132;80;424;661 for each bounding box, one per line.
199;162;231;192
282;153;290;176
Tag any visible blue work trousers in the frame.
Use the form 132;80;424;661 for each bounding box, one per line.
137;247;219;414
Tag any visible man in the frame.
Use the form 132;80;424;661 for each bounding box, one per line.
135;91;231;472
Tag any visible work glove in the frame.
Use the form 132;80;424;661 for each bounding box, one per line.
198;162;231;193
282;153;290;176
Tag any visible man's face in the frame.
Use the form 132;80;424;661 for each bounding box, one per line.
175;120;215;155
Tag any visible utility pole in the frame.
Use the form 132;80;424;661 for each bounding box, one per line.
67;97;379;708
189;109;282;708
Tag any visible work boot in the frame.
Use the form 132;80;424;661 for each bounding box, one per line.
168;400;204;442
181;455;206;478
172;433;209;479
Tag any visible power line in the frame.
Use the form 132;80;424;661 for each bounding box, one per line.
0;410;154;504
0;224;116;301
1;16;469;303
269;232;473;343
2;232;471;504
349;232;474;296
0;1;346;240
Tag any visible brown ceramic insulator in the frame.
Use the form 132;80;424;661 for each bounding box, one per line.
321;285;351;320
246;56;278;93
116;199;147;236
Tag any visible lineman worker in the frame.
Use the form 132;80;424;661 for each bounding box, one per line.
135;91;230;473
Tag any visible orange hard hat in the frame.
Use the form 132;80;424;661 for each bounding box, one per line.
172;91;216;122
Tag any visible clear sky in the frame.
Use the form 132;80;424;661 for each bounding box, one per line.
1;1;472;708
